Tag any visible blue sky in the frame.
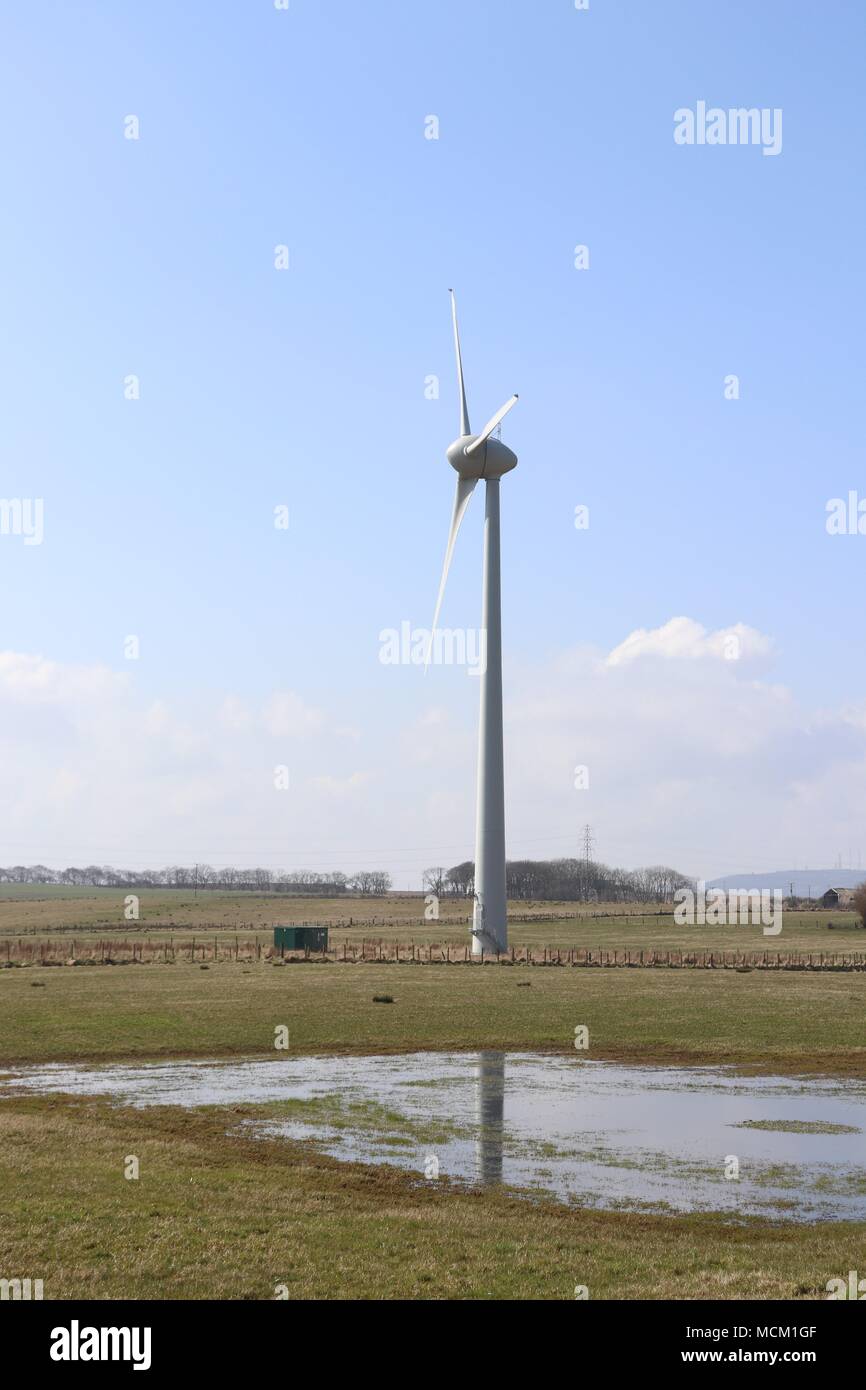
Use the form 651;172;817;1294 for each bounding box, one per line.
0;1;864;884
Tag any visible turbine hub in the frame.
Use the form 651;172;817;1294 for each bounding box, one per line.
447;435;518;482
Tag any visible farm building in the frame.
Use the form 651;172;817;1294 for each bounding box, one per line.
821;887;855;909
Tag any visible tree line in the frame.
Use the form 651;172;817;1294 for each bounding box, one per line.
2;858;696;904
423;858;695;904
0;865;393;896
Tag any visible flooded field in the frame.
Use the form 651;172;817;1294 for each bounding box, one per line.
3;1052;864;1221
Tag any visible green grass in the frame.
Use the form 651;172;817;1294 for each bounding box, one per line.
0;1092;860;1300
2;888;864;1300
239;1094;464;1147
732;1119;860;1135
1;959;864;1074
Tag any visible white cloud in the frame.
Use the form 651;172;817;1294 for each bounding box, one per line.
309;771;371;799
0;621;863;886
505;621;864;878
218;696;251;731
262;691;324;736
606;617;773;667
0;651;125;703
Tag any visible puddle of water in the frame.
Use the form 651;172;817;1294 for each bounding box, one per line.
3;1052;865;1221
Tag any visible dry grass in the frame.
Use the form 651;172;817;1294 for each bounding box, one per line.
0;887;859;955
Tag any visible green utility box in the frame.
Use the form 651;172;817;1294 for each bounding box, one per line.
274;925;329;953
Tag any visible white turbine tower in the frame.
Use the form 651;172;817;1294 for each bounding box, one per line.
429;290;519;957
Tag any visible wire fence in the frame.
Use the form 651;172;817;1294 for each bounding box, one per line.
4;938;866;971
6;908;855;938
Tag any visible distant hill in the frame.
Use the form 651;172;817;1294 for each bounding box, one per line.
706;869;865;897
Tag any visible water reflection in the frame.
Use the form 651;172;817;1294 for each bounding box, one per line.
3;1053;864;1221
474;1050;505;1186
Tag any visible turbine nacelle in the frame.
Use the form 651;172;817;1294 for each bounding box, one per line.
447;434;518;482
430;293;521;644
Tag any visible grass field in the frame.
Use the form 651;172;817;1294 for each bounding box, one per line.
2;890;864;1300
0;886;861;954
1;957;865;1073
1;1091;859;1300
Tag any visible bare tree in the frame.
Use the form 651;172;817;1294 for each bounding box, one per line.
422;866;447;897
347;870;392;896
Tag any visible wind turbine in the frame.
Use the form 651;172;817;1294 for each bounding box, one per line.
429;290;519;957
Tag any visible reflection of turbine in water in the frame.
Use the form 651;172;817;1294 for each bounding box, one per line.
474;1051;505;1186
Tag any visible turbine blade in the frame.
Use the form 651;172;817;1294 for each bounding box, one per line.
428;475;478;666
449;288;471;436
463;394;518;456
